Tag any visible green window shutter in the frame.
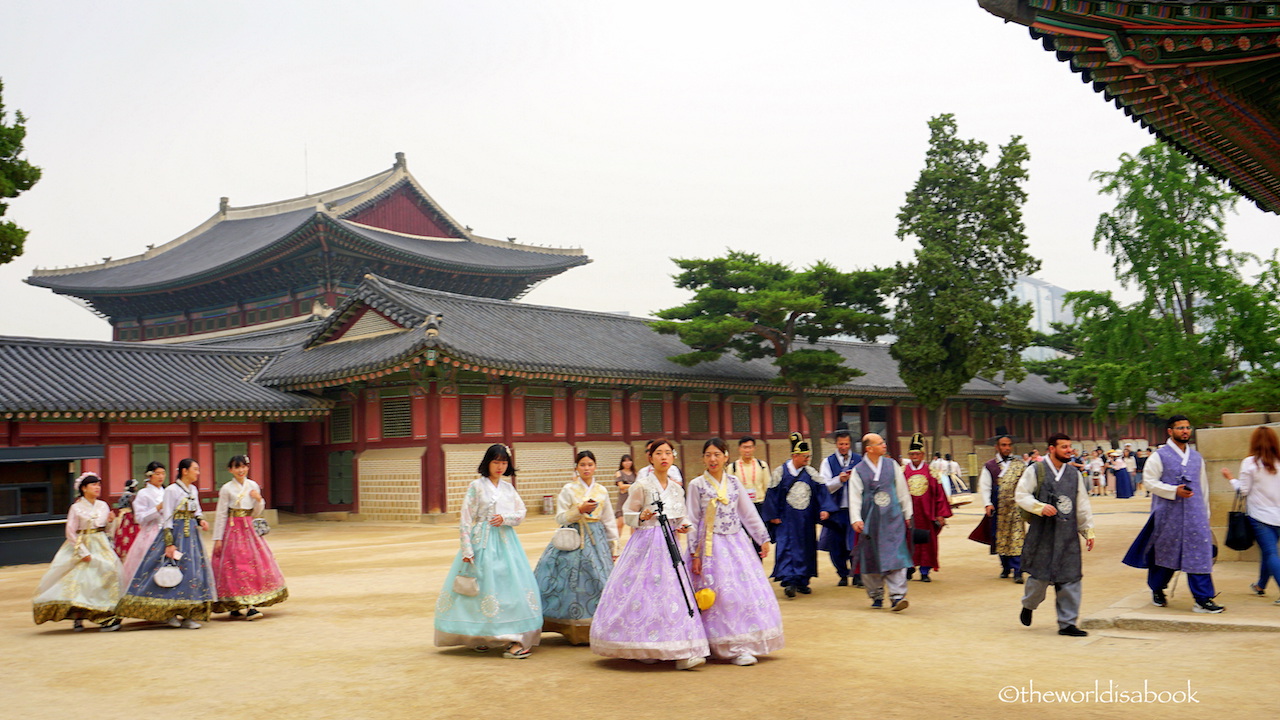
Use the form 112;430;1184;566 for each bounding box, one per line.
381;396;412;439
586;399;611;434
525;397;553;435
640;400;664;435
131;443;169;483
731;404;751;434
460;397;484;435
329;406;354;444
771;404;790;433
328;450;354;505
214;443;250;490
687;402;709;433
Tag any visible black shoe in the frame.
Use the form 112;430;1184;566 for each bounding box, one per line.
1193;599;1226;614
1000;569;1011;579
1058;625;1088;637
1020;608;1033;626
906;567;915;580
784;585;796;599
1013;575;1024;585
229;610;243;618
796;586;811;595
852;575;864;588
1152;589;1168;607
837;577;849;587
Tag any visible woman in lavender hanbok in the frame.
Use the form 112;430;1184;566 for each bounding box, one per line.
590;438;709;670
685;438;783;666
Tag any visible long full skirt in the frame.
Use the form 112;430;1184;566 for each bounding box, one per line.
32;533;124;625
211;516;288;612
1114;469;1135;499
120;521;162;586
116;518;216;622
590;526;709;661
685;531;783;659
534;521;613;645
434;525;542;650
113;509;140;557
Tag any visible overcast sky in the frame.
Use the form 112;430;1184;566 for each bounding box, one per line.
1;0;1276;341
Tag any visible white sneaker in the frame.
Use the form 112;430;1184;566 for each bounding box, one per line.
674;656;705;671
166;617;182;628
180;619;202;629
732;654;757;666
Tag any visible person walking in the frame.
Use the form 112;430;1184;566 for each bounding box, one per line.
1223;425;1280;605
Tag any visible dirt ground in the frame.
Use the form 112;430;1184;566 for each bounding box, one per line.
2;496;1276;719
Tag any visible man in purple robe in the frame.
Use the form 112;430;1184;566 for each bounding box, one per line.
1122;415;1225;614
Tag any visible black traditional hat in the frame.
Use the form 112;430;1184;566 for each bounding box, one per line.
788;431;811;455
909;432;925;452
987;425;1015;445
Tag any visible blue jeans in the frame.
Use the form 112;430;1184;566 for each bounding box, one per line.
1250;517;1280;591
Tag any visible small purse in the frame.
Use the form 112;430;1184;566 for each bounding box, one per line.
551;526;583;551
453;563;479;597
153;558;183;588
1225;491;1256;552
252;517;271;536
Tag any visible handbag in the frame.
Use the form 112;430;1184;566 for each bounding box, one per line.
252;517;271;536
1225;491;1256;552
153;557;183;588
552;526;582;551
453;562;479;596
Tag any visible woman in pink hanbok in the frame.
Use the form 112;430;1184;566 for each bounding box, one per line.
685;437;783;665
211;455;288;619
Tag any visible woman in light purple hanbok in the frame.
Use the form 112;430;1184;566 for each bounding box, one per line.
686;438;783;665
590;438;709;670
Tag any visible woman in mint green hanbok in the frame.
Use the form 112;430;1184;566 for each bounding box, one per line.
434;444;542;659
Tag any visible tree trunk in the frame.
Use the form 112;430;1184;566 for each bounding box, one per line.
793;386;827;459
930;401;947;458
1107;412;1121;450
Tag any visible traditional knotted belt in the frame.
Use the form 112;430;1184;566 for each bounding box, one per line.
78;527;104;534
229;508;253;517
173;509;197;537
700;473;731;558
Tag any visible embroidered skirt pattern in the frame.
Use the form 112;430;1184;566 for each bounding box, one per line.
211;515;288;612
685;531;784;659
434;524;542;650
590;526;709;661
32;532;124;625
534;521;613;644
116;517;216;622
113;509;140;557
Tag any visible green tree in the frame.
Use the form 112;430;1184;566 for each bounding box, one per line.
889;114;1039;450
651;251;888;457
1031;142;1280;438
0;79;41;265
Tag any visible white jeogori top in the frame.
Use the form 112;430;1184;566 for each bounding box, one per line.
213;478;266;541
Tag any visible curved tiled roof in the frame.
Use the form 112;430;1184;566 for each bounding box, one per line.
0;336;329;416
258;274;1011;398
26;157;589;295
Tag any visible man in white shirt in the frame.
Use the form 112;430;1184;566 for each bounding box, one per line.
1016;433;1094;637
818;429;862;586
729;436;772;548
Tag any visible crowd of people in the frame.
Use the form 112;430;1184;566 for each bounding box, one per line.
34;415;1280;661
31;456;287;632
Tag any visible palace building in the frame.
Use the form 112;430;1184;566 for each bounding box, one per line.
1;154;1160;564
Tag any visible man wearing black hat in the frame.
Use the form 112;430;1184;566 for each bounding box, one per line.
761;432;836;599
904;433;951;582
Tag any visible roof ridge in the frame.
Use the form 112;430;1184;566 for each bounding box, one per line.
0;334;287;357
367;274;653;324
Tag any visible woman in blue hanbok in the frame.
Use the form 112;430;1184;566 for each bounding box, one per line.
434;444;542;658
534;450;618;645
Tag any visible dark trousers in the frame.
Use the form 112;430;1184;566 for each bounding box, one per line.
1148;564;1216;602
825;509;851;578
1000;555;1022;576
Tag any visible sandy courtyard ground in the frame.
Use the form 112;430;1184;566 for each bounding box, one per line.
2;496;1276;719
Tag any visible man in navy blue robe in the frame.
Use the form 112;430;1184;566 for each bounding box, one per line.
762;432;836;598
818;429;863;586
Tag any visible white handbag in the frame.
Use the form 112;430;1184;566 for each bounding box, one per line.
551;526;582;552
453;563;479;597
153;558;183;588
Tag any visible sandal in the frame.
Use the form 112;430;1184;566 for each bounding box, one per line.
502;644;531;659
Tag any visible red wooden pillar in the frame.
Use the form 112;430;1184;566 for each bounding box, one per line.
424;382;445;514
